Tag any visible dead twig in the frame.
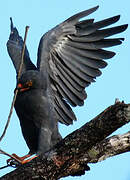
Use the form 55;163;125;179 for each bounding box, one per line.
0;25;29;142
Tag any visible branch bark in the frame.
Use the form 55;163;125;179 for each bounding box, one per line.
1;102;130;180
82;131;130;163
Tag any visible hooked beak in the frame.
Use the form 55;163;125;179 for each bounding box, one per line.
14;83;22;93
17;83;23;89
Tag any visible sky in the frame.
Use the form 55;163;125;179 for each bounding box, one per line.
0;0;130;179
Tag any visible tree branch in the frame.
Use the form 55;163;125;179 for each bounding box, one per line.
81;131;130;163
1;102;130;180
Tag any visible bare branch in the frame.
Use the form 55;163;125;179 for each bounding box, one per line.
81;131;130;163
0;26;29;143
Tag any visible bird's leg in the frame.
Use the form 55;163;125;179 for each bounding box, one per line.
7;153;30;165
0;150;21;164
20;155;38;164
10;153;31;161
7;153;38;165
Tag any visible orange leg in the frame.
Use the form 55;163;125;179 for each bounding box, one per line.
20;155;38;164
0;149;37;166
7;153;38;165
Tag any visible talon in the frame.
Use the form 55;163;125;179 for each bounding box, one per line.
7;159;20;168
7;153;22;164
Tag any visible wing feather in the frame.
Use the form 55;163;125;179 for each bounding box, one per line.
65;38;123;50
69;25;127;42
53;53;92;87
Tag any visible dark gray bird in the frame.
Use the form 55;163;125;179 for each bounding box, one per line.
7;6;128;163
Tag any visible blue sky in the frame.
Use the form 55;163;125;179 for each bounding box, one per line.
0;0;130;179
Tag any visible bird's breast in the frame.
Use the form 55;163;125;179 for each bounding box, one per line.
15;89;51;126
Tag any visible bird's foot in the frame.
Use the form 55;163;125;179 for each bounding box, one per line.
7;153;37;167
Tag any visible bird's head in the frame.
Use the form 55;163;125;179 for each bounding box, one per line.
17;70;44;93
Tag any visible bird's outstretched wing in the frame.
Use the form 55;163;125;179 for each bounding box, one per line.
7;18;37;76
37;6;128;125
